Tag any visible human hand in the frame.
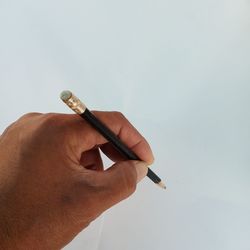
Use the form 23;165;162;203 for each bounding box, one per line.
0;112;154;249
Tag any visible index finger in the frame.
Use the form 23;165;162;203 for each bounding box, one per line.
94;111;155;165
66;111;154;165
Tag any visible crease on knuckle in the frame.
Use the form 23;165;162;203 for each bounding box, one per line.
114;111;125;121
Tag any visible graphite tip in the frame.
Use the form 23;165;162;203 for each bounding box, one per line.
157;181;167;190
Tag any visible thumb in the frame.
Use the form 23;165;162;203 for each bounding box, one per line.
97;160;149;211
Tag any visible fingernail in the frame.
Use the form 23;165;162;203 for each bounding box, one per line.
134;161;149;183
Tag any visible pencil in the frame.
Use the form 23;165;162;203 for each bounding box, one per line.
60;90;166;189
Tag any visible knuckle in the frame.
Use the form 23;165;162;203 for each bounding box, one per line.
1;122;16;137
38;113;64;134
42;112;60;125
33;114;52;132
2;113;43;140
20;112;42;120
113;111;126;121
30;113;67;144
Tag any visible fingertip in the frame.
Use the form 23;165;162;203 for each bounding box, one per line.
133;161;149;183
144;146;155;165
147;157;155;166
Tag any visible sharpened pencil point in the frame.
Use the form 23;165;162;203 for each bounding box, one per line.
157;181;166;190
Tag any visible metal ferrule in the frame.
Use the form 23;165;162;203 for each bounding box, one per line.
60;90;86;114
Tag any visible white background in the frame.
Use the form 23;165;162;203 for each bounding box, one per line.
0;1;250;249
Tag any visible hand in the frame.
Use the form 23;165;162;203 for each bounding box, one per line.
0;112;154;249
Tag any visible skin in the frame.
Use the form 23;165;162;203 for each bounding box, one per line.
0;111;154;250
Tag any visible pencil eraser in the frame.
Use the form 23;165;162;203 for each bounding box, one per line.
60;90;72;101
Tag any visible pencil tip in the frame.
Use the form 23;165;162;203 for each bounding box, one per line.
157;181;166;190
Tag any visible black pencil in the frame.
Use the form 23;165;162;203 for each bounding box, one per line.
60;90;166;189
